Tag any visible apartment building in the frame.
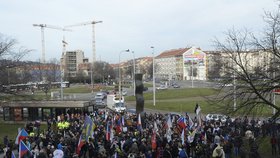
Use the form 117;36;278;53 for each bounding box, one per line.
60;50;88;78
206;50;273;79
155;47;207;81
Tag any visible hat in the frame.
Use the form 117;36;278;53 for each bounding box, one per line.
132;138;137;142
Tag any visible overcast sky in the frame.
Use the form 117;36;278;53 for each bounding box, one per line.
0;0;277;63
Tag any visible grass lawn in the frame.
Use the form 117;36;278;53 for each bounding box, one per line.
126;88;219;101
52;85;115;93
0;123;47;147
0;123;25;145
126;88;275;117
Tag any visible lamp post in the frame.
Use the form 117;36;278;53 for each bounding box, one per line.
119;49;130;101
233;49;237;111
6;66;10;85
151;46;156;106
191;48;194;88
60;68;64;100
131;51;136;96
233;68;236;111
273;52;277;115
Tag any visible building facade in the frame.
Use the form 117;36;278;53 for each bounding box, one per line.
61;50;88;78
182;47;207;80
155;47;207;81
155;48;189;80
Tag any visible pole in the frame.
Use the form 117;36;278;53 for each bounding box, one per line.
6;66;10;85
91;64;94;93
41;26;45;64
118;50;130;102
60;35;66;100
91;24;96;93
233;69;236;111
151;46;156;106
191;59;194;88
233;50;237;111
132;51;136;96
119;53;122;101
60;71;64;100
273;54;276;115
191;48;194;88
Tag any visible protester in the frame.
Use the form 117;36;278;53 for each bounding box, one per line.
6;105;280;158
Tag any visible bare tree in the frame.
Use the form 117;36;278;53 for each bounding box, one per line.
76;69;86;83
0;34;31;67
213;14;280;119
46;58;60;82
93;61;115;83
0;34;31;86
207;52;223;80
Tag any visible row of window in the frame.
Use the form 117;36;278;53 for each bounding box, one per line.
0;106;92;121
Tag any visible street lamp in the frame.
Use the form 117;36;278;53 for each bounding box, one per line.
151;46;156;106
233;68;237;111
119;49;130;101
232;49;237;111
131;51;136;96
232;38;237;111
6;66;10;85
191;48;194;88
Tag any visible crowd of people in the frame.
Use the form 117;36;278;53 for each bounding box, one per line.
2;108;280;158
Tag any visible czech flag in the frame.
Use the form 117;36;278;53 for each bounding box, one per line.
15;129;29;145
177;117;186;129
115;118;122;134
19;140;30;158
76;135;85;155
106;121;111;141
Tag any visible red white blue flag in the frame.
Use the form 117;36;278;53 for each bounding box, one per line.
76;135;85;155
15;129;29;145
106;121;111;141
19;140;31;158
177;117;186;129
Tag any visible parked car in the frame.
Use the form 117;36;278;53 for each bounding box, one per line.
156;85;167;90
121;90;127;96
126;108;136;115
100;91;109;98
173;84;180;88
95;98;106;108
267;117;280;124
205;114;230;123
165;112;183;119
95;92;107;99
143;87;148;91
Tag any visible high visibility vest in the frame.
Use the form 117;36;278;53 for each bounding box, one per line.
58;122;63;129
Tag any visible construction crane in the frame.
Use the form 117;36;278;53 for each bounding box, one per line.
64;20;102;64
65;20;102;93
33;24;72;63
